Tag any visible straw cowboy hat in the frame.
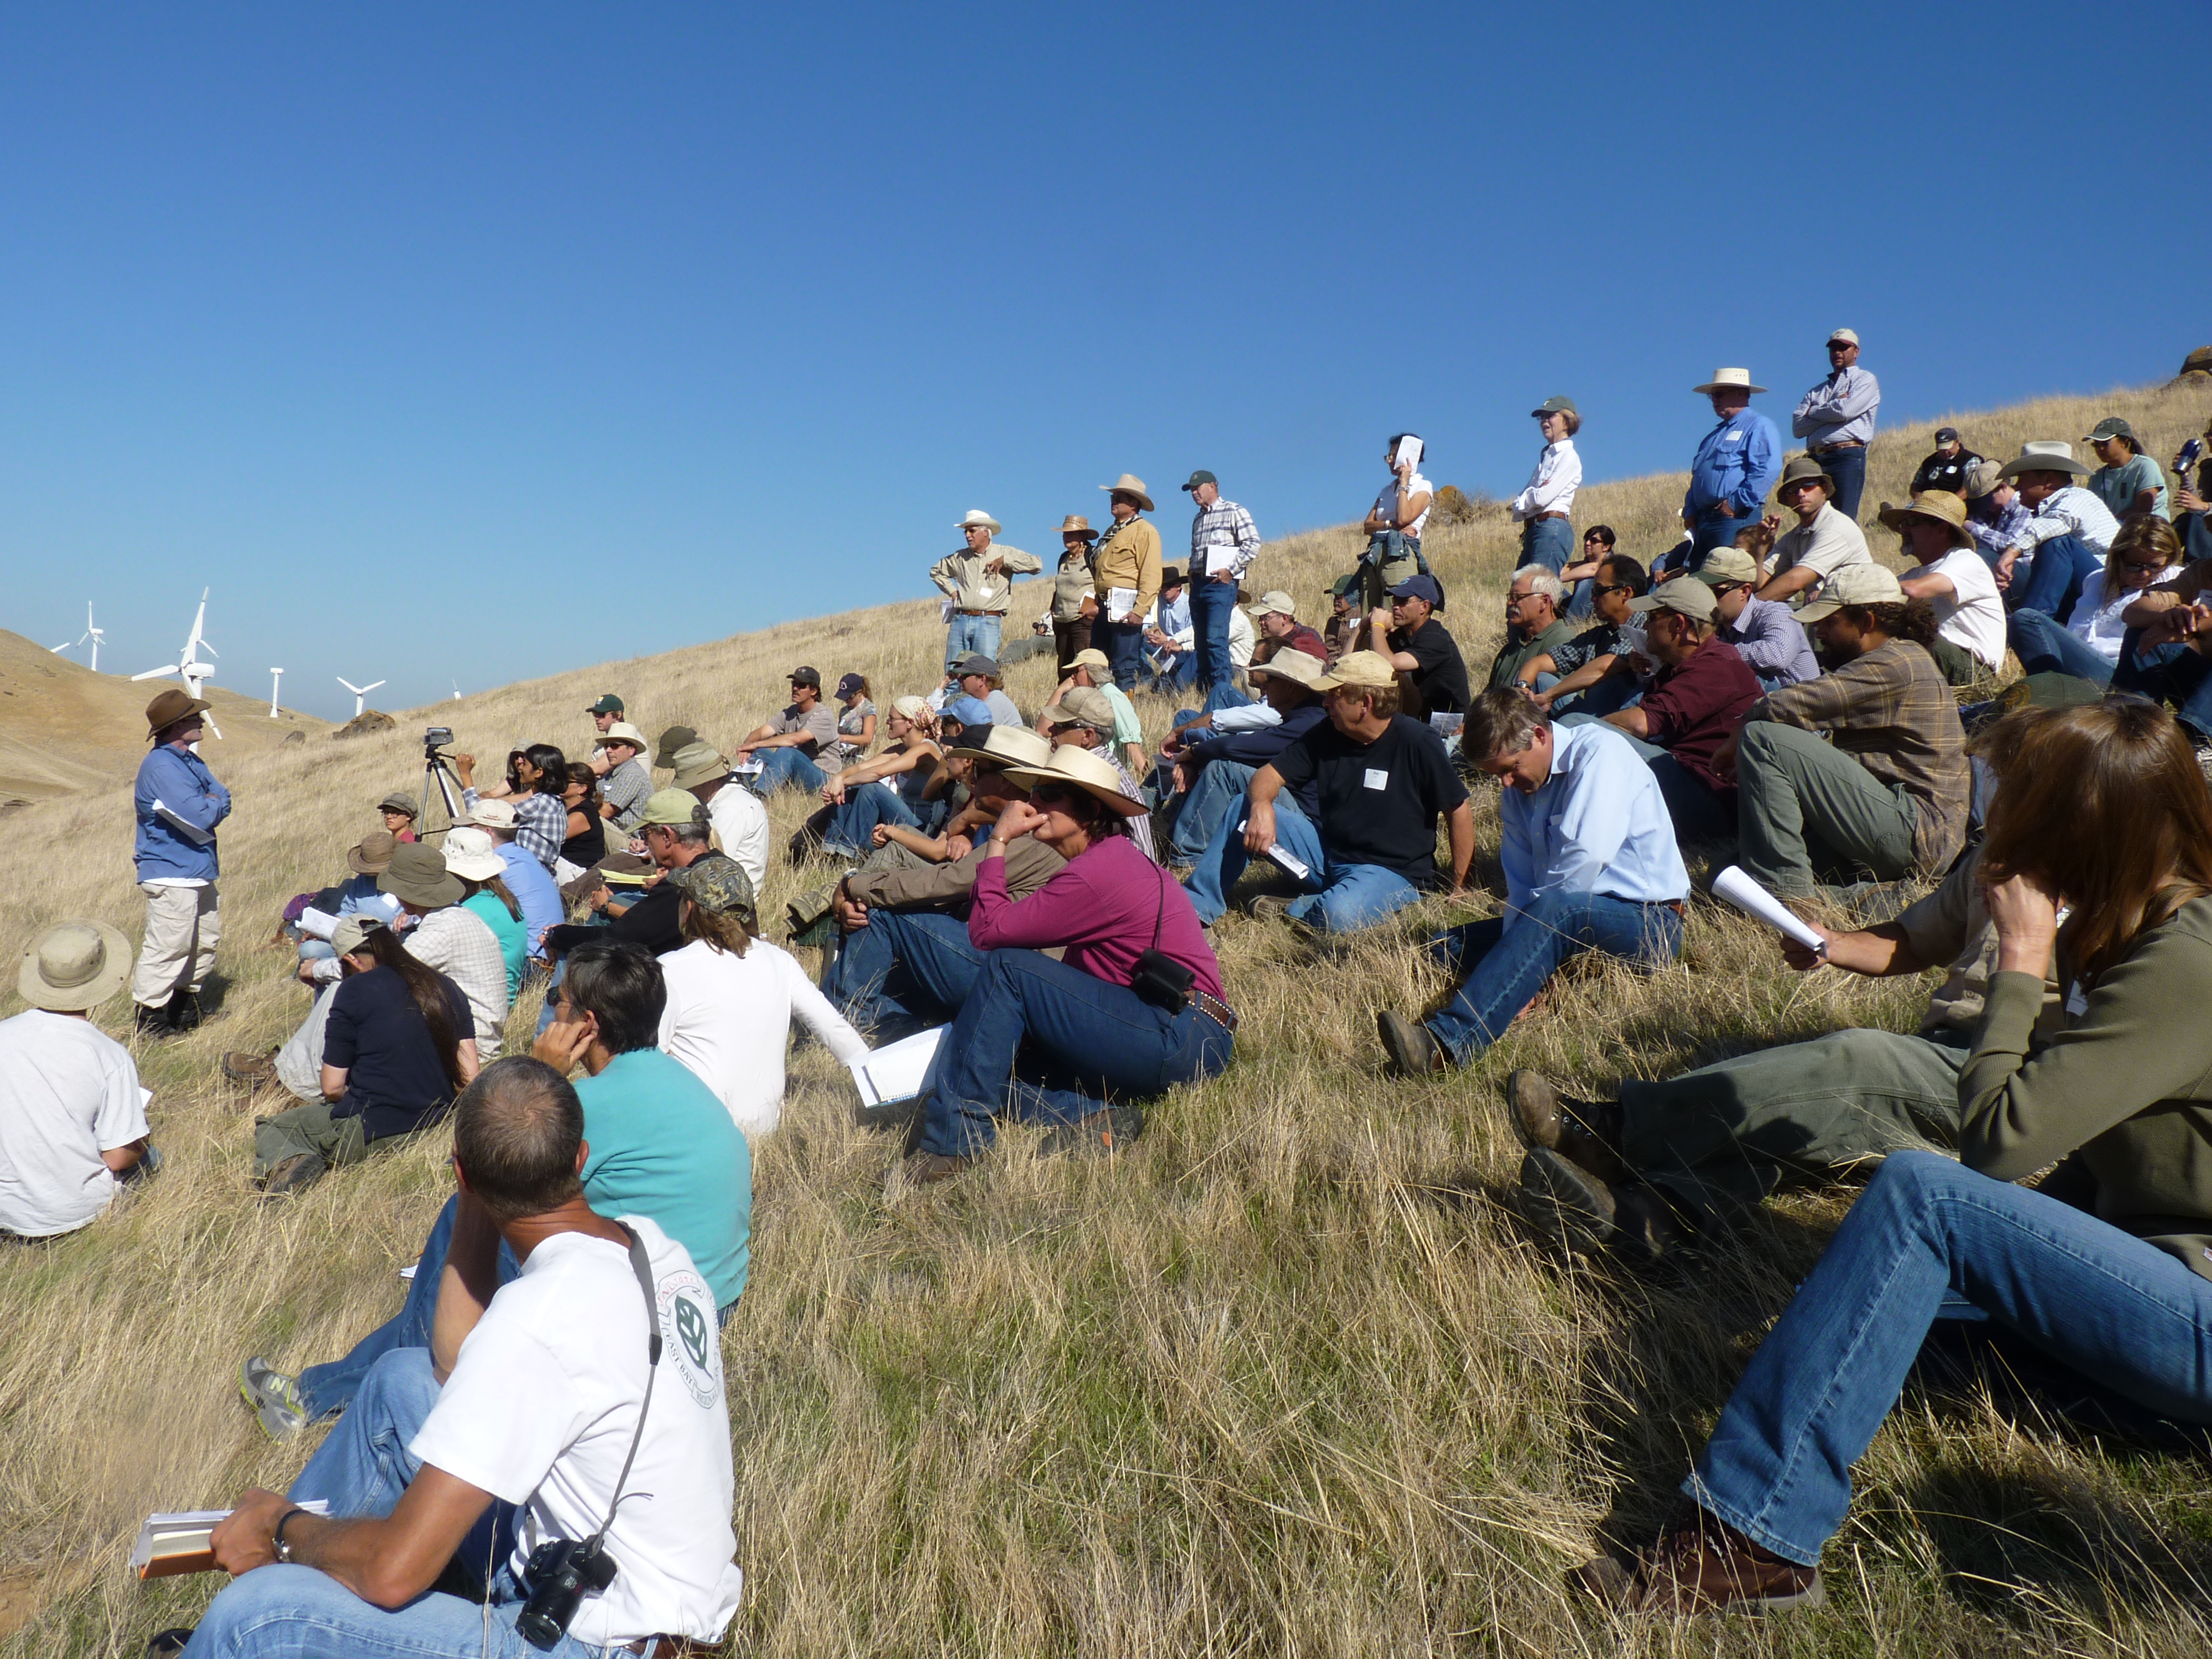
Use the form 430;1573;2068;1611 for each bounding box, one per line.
957;509;1003;535
1248;648;1327;689
1312;650;1400;691
1877;491;1975;550
1056;514;1099;540
378;842;465;909
144;687;210;739
346;830;399;877
1003;745;1150;818
1996;440;2093;482
439;826;508;883
946;722;1052;767
1772;453;1835;500
1692;367;1767;396
18;920;132;1012
1099;473;1155;512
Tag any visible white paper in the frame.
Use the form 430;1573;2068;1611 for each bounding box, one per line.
398;1262;417;1280
1238;820;1311;881
130;1501;327;1572
152;800;216;846
1392;435;1423;471
1107;586;1139;623
849;1026;948;1109
1204;546;1239;576
731;759;765;777
1711;865;1827;958
298;906;340;941
1428;712;1465;737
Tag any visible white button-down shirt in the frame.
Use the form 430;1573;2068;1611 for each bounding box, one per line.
2011;485;2120;555
1510;439;1582;521
1792;364;1881;448
1496;722;1689;932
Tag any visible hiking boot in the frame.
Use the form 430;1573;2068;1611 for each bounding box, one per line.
1504;1072;1628;1182
1038;1104;1145;1159
259;1153;327;1201
166;992;205;1032
238;1356;307;1440
886;1151;974;1200
1375;1010;1447;1077
1575;1509;1825;1615
1515;1148;1618;1258
134;1000;180;1039
222;1051;278;1085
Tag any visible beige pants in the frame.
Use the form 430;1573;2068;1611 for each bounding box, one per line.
133;881;221;1008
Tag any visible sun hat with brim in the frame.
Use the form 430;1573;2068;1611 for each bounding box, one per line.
1796;563;1907;623
1042;686;1117;732
1996;441;2091;482
1773;453;1835;500
1248;649;1327;689
347;830;399;876
637;789;709;829
670;741;733;791
329;916;383;959
957;509;1003;534
943;695;995;728
1965;460;2005;498
1692;367;1766;395
653;725;698;768
378;843;465;909
1003;746;1149;818
18;921;132;1012
1056;514;1100;539
1099;473;1155;512
1068;648;1113;672
1877;492;1975;550
946;723;1052;768
1246;590;1297;619
465;798;519;831
1628;577;1719;623
602;721;648;750
440;826;508;883
377;792;419;819
1692;549;1762;588
144;688;211;739
1312;650;1400;691
666;853;757;926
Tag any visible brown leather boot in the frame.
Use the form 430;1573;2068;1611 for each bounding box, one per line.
1504;1072;1627;1182
1575;1509;1825;1615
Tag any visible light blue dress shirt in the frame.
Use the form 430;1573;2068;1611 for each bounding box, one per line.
1684;408;1783;519
1497;721;1689;932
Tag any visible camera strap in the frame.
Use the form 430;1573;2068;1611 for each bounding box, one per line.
585;1224;665;1549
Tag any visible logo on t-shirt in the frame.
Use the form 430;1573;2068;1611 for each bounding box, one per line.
657;1269;722;1410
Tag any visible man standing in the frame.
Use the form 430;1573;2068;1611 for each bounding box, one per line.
1757;454;1871;604
1683;368;1782;569
1183;470;1262;696
1369;573;1469;721
931;510;1040;671
132;689;231;1036
1910;427;1981;498
1695;549;1819;689
1092;474;1164;692
1510;398;1583;575
1791;329;1880;520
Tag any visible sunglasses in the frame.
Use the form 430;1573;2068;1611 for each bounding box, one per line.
1593;582;1632;597
1028;782;1079;807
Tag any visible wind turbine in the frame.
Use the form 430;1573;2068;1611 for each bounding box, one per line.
49;603;106;672
132;589;223;739
451;680;462;702
337;676;386;718
268;668;285;718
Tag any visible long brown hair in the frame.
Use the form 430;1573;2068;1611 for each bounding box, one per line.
352;921;467;1091
1975;701;2212;983
678;898;753;959
2102;514;2182;597
460;873;524;922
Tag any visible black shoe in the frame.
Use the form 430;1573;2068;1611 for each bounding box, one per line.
1376;1010;1447;1077
259;1153;327;1201
134;1001;179;1039
1039;1104;1145;1159
1515;1148;1619;1258
147;1629;195;1659
168;992;205;1031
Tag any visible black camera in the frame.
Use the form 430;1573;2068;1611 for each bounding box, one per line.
517;1535;619;1651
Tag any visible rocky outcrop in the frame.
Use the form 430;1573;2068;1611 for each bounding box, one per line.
333;710;398;740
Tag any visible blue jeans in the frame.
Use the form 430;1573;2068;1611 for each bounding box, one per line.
1815;445;1866;521
1687;509;1749;569
825;908;986;1036
1203;680;1255;712
750;745;828;795
1181;797;1423;933
1165;760;1256;863
944;612;1002;669
1520;515;1574;575
1687;1150;2212;1566
2006;607;2115;684
823;781;922;856
1421;893;1682;1066
1548;672;1641;718
915;948;1234;1156
1094;618;1145;692
297;939;336;964
1188;575;1238;690
2011;534;2103;623
2111;629;2212;740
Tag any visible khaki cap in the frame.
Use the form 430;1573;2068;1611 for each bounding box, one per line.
329;916;383;958
1796;563;1906;623
18;920;132;1013
1827;328;1860;347
1312;650;1399;691
1693;549;1762;587
1628;577;1719;623
465;798;518;831
1042;686;1117;732
1067;647;1113;672
1245;589;1298;619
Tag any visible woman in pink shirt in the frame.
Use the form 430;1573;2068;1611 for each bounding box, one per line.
895;747;1234;1188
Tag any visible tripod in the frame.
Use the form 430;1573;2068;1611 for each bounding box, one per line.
419;746;466;838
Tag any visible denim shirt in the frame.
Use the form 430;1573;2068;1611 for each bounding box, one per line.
1684;408;1782;519
132;743;231;881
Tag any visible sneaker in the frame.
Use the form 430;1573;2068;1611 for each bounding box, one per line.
1575;1509;1825;1615
259;1153;327;1201
1375;1010;1447;1077
222;1051;278;1085
1038;1104;1145;1159
238;1356;306;1440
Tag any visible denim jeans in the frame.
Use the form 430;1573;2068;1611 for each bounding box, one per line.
1094;618;1146;692
1149;650;1198;693
1165;760;1256;863
750;745;828;795
1688;509;1748;569
1686;1150;2212;1567
1202;680;1254;713
823;781;922;856
1519;515;1574;575
944;612;1003;670
2111;629;2212;740
2011;534;2103;623
1548;673;1641;718
1815;445;1866;521
2006;607;2115;684
824;908;986;1037
914;948;1234;1156
1188;575;1239;690
1181;797;1423;933
1421;893;1681;1066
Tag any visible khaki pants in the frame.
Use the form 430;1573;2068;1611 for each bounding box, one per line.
133;881;221;1008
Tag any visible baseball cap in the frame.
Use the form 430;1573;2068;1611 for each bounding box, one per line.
1965;460;2005;498
943;695;994;728
665;853;756;925
1390;573;1444;607
1934;426;1960;445
835;672;866;698
1068;648;1112;672
1246;589;1297;619
653;724;698;768
1795;564;1906;623
1627;576;1719;623
2084;417;2137;445
329;915;383;958
635;788;708;828
1530;396;1578;418
586;693;624;716
1692;549;1762;588
1828;328;1860;347
950;654;1000;679
1180;470;1217;491
1312;650;1399;691
786;665;822;688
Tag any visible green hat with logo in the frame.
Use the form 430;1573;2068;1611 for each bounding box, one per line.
1530;396;1578;418
636;788;708;829
587;692;624;716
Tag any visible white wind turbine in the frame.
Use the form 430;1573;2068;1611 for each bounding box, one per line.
132;589;223;739
268;669;285;717
49;602;107;672
337;676;387;718
452;680;462;702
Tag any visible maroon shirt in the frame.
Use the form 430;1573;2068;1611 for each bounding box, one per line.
1257;622;1329;664
1636;634;1761;795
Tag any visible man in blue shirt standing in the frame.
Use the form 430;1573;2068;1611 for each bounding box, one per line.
1682;367;1782;571
132;689;232;1036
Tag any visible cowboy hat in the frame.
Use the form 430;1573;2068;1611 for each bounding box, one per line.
956;509;1003;534
1056;514;1100;539
1795;563;1906;623
1098;473;1155;512
346;830;399;876
670;741;733;791
1877;491;1975;550
1248;648;1327;689
946;722;1052;767
18;920;132;1012
378;842;464;909
1995;440;2091;482
144;687;210;739
1773;454;1835;500
1692;367;1766;395
440;826;508;883
1002;745;1149;818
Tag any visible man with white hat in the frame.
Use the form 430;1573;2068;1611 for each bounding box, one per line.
131;687;232;1036
1790;330;1880;520
1682;368;1782;570
1182;469;1263;696
671;740;770;896
593;721;653;831
0;921;154;1237
1991;441;2120;622
931;509;1040;672
1092;475;1164;691
1885;492;2006;682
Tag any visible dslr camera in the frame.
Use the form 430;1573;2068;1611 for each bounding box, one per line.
517;1535;618;1651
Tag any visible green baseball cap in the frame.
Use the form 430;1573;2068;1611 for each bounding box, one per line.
1180;469;1218;491
636;788;708;828
587;692;624;716
1530;397;1578;418
2083;417;2137;445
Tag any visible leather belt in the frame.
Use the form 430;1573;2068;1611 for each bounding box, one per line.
1528;510;1570;521
620;1639;703;1658
1811;440;1864;452
955;608;1000;617
1193;989;1238;1031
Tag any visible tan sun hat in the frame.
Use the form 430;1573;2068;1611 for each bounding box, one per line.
1877;491;1975;551
601;721;648;751
1692;367;1767;395
1248;647;1328;688
1245;589;1298;619
945;723;1052;767
1056;514;1099;540
440;825;508;883
957;509;1003;534
1098;473;1155;512
669;742;732;791
18;920;132;1012
1312;649;1400;691
1002;745;1149;818
1042;686;1117;732
1796;563;1906;623
346;830;398;876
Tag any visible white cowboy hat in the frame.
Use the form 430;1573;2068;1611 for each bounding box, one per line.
1003;745;1150;818
1995;440;2092;482
956;509;1003;534
1692;367;1767;395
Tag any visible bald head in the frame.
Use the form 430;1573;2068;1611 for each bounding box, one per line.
452;1056;585;1223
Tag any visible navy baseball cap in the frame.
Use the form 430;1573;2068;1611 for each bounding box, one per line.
1390;573;1443;607
835;672;865;698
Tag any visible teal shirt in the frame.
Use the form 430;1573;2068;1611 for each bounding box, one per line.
2090;453;2170;522
462;890;529;999
575;1048;752;1310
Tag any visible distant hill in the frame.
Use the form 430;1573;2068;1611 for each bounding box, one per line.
0;630;327;804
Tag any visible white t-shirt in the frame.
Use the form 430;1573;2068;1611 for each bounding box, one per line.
1372;470;1435;539
2064;571;2136;663
409;1215;743;1646
1909;547;2006;670
0;1010;149;1237
658;938;868;1136
703;782;769;898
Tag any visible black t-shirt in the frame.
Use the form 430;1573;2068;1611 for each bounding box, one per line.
1269;714;1469;887
1387;620;1470;717
561;812;607;866
1910;448;1981;495
321;964;472;1141
541;876;684;961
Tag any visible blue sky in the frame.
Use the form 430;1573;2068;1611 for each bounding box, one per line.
3;2;2206;720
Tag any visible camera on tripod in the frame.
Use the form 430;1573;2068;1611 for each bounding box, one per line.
424;725;455;756
517;1534;619;1650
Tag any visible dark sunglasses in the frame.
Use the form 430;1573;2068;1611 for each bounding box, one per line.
1593;582;1632;597
1028;782;1079;807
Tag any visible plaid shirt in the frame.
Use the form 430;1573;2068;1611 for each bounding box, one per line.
512;792;567;870
1190;496;1261;580
405;904;512;1061
1747;639;1969;874
599;758;651;831
1966;495;2031;561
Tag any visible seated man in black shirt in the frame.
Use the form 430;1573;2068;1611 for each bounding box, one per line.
1369;573;1469;720
1182;651;1474;933
541;790;733;966
1908;427;1981;497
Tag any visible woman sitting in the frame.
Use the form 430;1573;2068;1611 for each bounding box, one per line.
656;856;869;1136
251;915;477;1201
441;826;531;997
557;761;608;869
2005;515;2181;685
896;745;1234;1188
828;673;878;766
813;697;948;857
1583;699;2212;1614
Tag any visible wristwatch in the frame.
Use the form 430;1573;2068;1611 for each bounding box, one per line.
273;1507;308;1563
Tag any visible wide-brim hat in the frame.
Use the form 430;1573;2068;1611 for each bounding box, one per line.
144;687;210;738
347;830;399;875
1796;563;1907;623
1003;745;1149;818
1248;648;1327;690
653;724;698;769
1042;686;1117;732
957;509;1003;534
1099;473;1154;512
440;826;508;883
1057;514;1099;539
670;741;733;791
465;798;519;831
1312;650;1400;691
1773;453;1835;500
1996;441;2091;482
18;920;132;1012
602;721;648;750
1692;367;1766;395
378;842;465;908
946;722;1052;768
1876;492;1975;550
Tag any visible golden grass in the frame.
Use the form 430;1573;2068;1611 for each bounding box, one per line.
4;380;2212;1656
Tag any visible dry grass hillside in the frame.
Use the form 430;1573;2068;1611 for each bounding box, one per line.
2;379;2210;1657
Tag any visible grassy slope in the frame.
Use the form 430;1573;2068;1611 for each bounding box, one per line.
4;380;2211;1656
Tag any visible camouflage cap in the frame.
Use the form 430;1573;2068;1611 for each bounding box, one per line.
665;852;756;925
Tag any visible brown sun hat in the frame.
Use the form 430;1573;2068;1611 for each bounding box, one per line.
144;687;210;738
347;830;399;876
1876;491;1975;551
18;920;132;1013
1772;454;1835;501
1002;745;1149;817
1056;514;1099;540
377;842;464;909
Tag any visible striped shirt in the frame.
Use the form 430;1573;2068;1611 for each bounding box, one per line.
2010;485;2119;556
1191;495;1261;580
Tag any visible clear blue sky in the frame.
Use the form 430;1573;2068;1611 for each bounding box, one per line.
4;2;2206;721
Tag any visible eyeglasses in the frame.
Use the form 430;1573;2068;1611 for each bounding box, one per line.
2119;559;2171;572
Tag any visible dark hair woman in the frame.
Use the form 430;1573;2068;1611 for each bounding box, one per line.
1588;700;2212;1613
558;762;607;867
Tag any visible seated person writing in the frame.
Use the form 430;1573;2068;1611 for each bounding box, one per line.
1519;554;1650;716
1578;700;2212;1615
807;696;946;858
1375;689;1688;1077
1156;648;1328;865
734;665;843;794
895;745;1234;1188
192;1056;743;1659
283;833;404;964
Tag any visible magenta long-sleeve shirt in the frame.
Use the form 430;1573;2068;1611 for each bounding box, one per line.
967;832;1227;1004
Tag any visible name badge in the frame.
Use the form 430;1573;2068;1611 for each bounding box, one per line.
1363;769;1389;791
1723;431;1743;444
